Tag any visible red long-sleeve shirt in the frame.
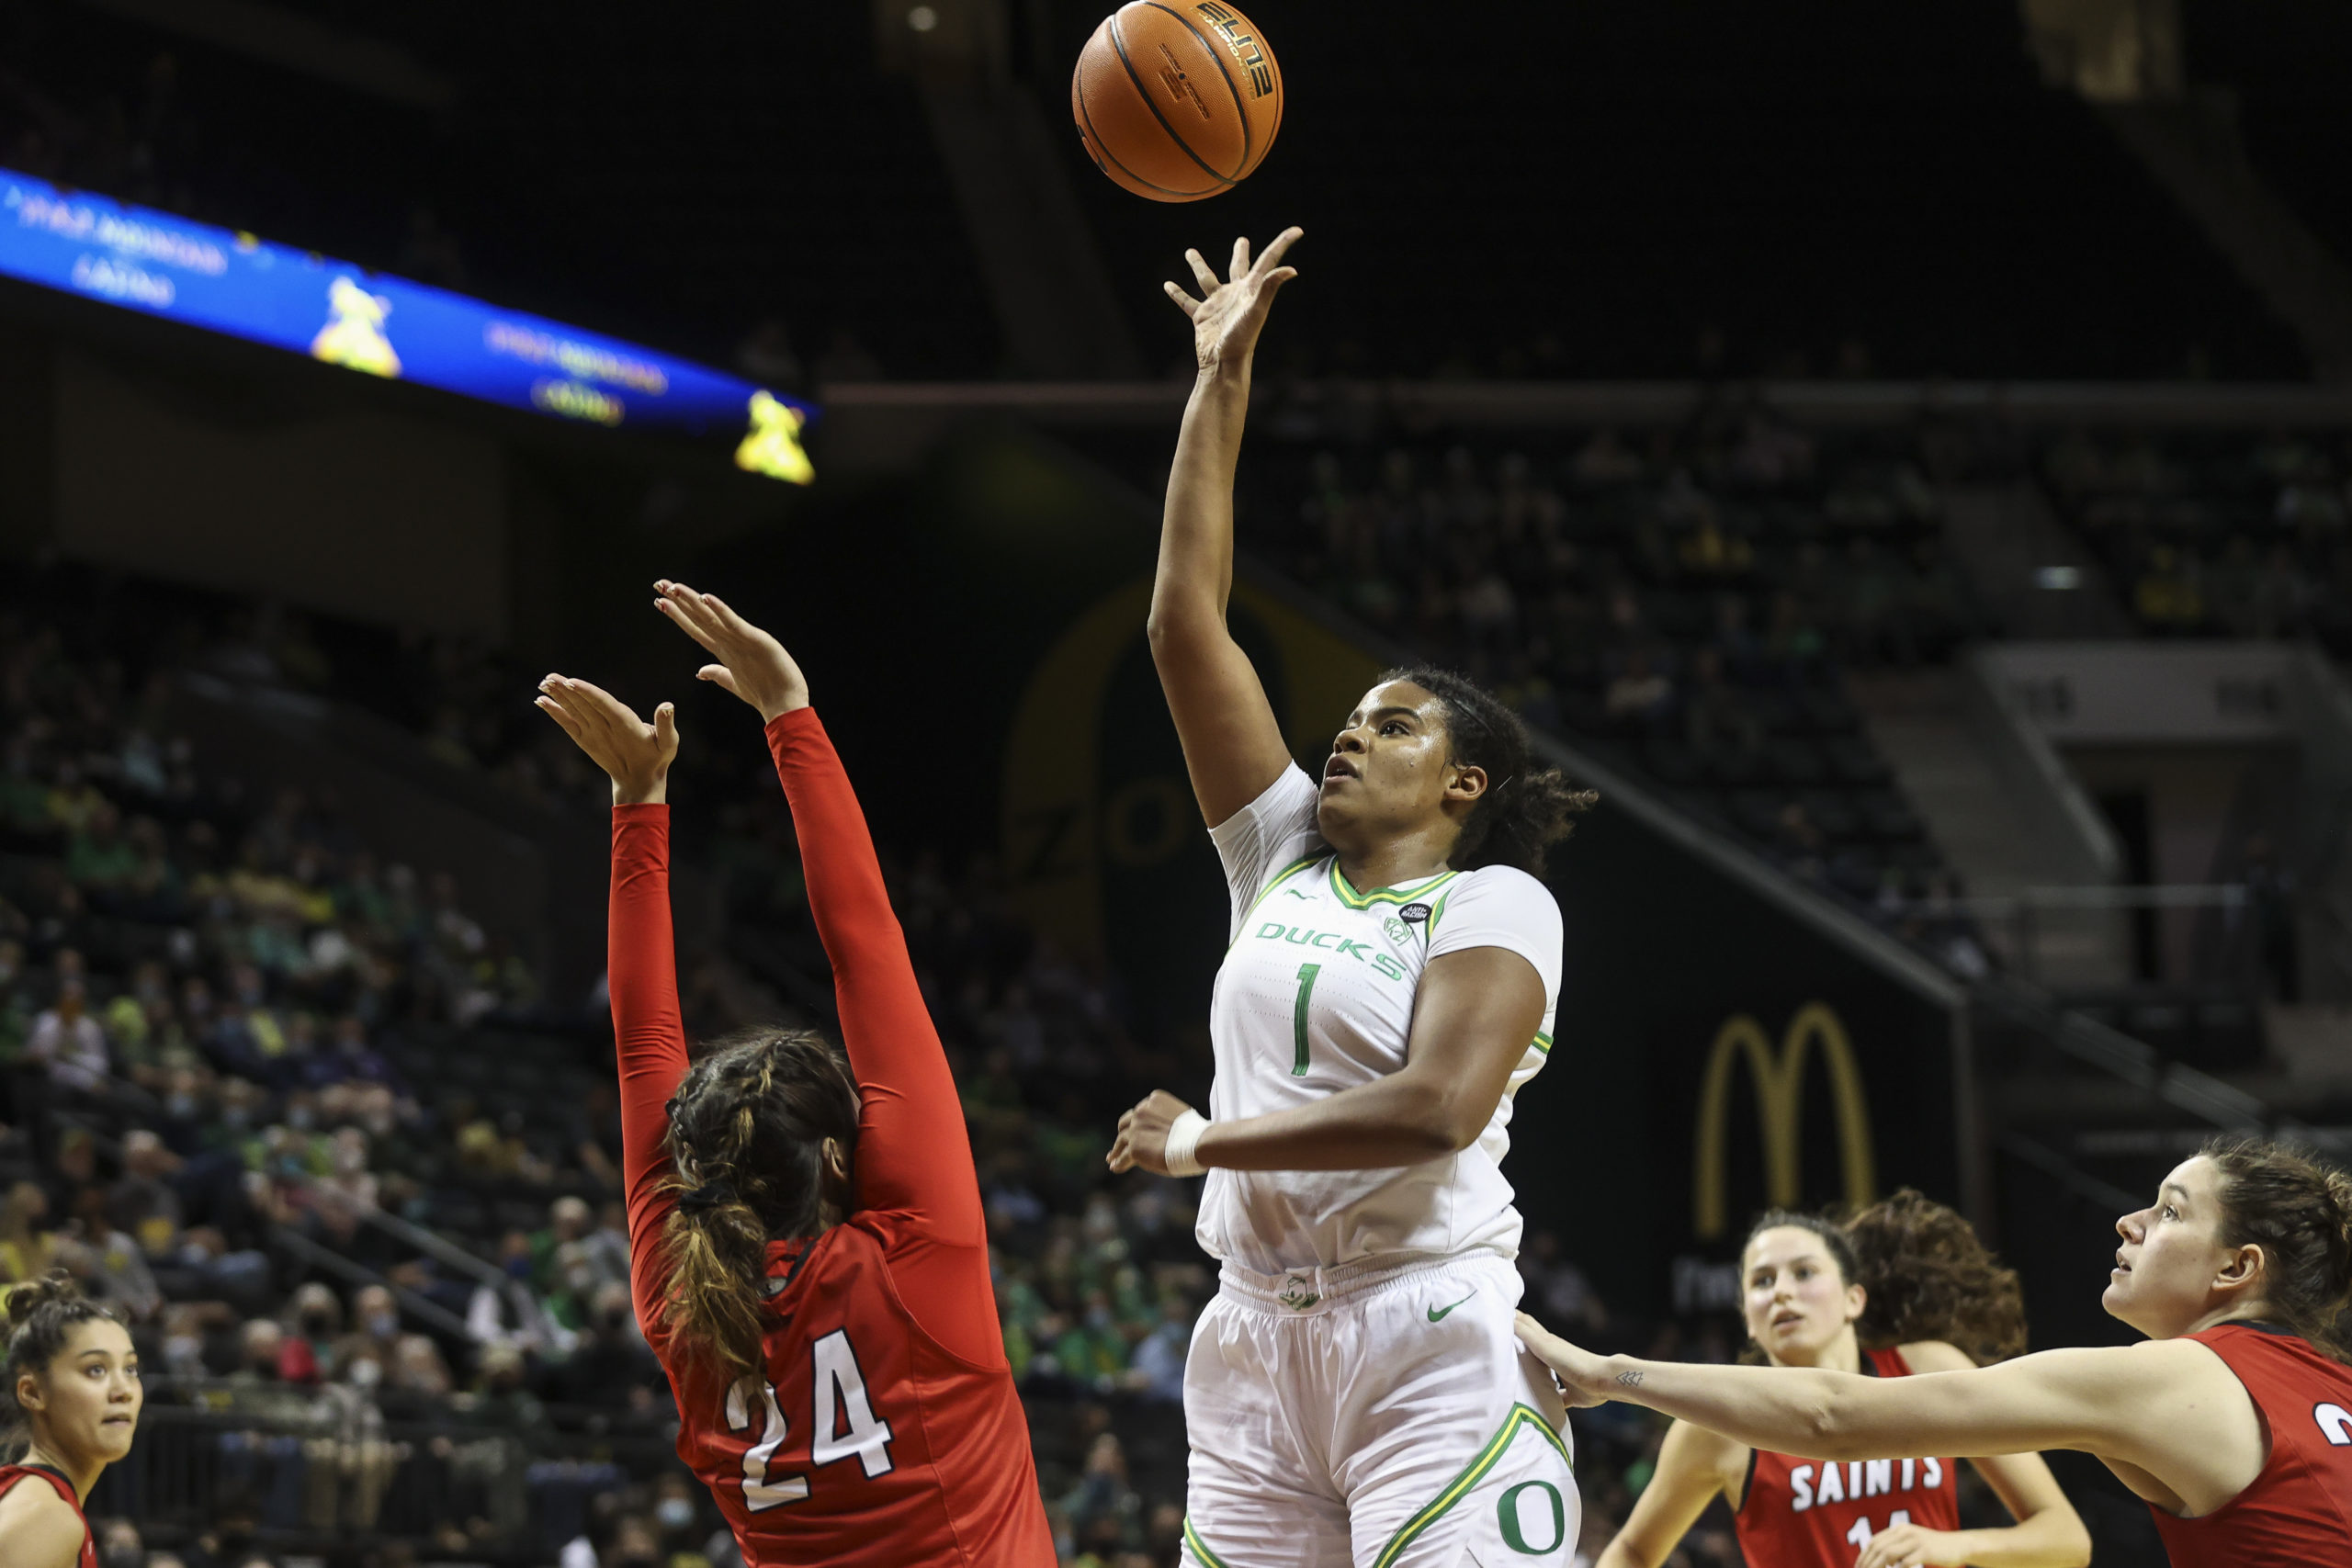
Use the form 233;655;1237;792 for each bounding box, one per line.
611;706;1051;1567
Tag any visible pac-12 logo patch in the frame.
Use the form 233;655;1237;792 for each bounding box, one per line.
1399;903;1431;925
1383;916;1410;943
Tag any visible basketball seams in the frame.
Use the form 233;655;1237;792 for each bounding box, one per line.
1071;0;1280;199
1105;9;1236;192
1139;0;1251;179
1075;70;1204;200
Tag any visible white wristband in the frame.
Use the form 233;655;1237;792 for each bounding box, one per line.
1163;1110;1211;1178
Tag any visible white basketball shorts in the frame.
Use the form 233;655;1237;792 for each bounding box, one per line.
1179;1251;1580;1568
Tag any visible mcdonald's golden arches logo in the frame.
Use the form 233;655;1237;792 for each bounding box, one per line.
1692;1002;1877;1240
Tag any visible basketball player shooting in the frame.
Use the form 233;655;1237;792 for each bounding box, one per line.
1108;228;1594;1568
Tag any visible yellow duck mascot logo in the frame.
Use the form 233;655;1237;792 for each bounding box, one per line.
310;276;403;378
734;389;815;485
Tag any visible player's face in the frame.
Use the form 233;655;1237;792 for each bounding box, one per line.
1317;682;1476;844
2104;1156;2236;1337
19;1319;141;1465
1741;1226;1865;1367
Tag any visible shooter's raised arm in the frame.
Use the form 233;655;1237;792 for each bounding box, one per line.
1149;227;1305;828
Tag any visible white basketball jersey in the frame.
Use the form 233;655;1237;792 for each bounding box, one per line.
1195;766;1563;1275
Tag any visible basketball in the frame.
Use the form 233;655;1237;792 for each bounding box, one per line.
1071;1;1283;203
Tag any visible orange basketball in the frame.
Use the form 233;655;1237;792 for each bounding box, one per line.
1070;1;1283;202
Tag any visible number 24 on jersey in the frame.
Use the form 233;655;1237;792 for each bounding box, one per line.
723;1328;896;1510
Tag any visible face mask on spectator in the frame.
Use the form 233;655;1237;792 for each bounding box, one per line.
164;1333;204;1374
166;1091;198;1119
505;1254;533;1280
367;1311;398;1339
656;1498;695;1531
103;1546;141;1568
287;1105;317;1132
347;1358;382;1389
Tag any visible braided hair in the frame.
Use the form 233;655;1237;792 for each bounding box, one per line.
3;1269;121;1460
659;1029;861;1375
1381;666;1597;876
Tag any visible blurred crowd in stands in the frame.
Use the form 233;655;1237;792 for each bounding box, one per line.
1;572;1731;1568
1211;394;2007;976
2043;430;2352;651
11;407;2343;1560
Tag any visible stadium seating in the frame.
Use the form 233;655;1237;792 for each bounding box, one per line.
2038;427;2352;650
1070;395;2002;970
0;569;1259;1565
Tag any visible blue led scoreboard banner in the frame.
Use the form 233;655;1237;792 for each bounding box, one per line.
0;167;815;483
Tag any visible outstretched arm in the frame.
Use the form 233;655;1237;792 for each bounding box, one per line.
1514;1313;2257;1517
1149;228;1306;829
651;581;998;1368
535;676;684;1355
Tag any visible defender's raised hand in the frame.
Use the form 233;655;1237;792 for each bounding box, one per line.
652;579;810;723
535;676;678;805
1165;227;1303;376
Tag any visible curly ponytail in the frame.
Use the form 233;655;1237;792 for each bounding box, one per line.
2202;1135;2352;1362
4;1269;119;1459
1383;666;1597;875
660;1029;862;1376
1741;1192;2026;1367
1843;1190;2028;1365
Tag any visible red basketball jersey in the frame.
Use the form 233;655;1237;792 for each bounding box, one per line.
1734;1348;1962;1568
0;1465;98;1568
663;1227;1043;1566
609;709;1052;1568
2150;1323;2352;1566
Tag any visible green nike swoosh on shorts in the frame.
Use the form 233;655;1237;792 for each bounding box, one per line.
1426;1292;1475;1323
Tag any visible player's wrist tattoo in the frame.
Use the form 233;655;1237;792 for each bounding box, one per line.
1613;1367;1645;1389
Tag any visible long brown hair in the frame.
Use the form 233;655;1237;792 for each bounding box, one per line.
1744;1189;2027;1366
659;1029;860;1376
2201;1135;2352;1362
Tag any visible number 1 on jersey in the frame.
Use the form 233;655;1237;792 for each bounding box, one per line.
1291;963;1321;1077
